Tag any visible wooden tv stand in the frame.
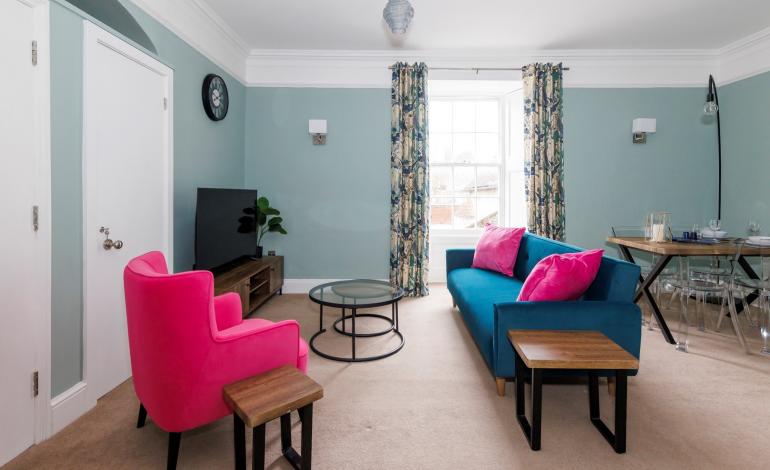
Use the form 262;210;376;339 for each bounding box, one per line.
213;256;284;317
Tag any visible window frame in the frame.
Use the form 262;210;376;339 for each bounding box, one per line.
429;95;507;236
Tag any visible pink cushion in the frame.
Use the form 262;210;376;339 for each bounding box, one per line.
517;249;604;302
471;225;526;277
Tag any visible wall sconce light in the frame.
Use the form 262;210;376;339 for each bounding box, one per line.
632;118;656;144
309;119;327;145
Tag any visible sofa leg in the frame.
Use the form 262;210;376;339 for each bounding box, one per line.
452;299;457;308
607;376;616;397
495;377;506;397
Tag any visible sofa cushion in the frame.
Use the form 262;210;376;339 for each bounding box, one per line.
447;268;523;368
514;233;580;281
518;249;604;301
471;225;525;277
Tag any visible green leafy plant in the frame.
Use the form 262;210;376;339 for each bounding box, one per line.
237;196;287;249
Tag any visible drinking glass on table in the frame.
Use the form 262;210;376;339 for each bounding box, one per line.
692;224;701;240
747;219;761;237
709;219;721;232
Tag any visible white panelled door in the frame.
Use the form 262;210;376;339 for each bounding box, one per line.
83;23;173;402
0;0;42;465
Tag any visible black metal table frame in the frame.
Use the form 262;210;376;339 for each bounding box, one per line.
308;294;404;363
515;353;629;454
617;246;761;345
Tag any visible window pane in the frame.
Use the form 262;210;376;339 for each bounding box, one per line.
476;101;499;132
430;166;452;195
429;132;452;162
452;133;475;163
430;197;453;228
453;166;475;196
475;133;499;162
453;197;476;228
452;101;475;132
430;101;452;133
476;198;500;227
476;166;500;196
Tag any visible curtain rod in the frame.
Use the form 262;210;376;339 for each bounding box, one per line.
387;66;570;71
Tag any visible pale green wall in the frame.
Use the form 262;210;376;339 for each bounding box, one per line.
563;88;719;253
720;71;770;238
50;0;246;395
244;88;392;279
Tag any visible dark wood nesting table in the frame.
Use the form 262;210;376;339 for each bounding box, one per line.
223;366;324;470
508;330;639;454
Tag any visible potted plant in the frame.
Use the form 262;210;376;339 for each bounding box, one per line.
237;196;287;258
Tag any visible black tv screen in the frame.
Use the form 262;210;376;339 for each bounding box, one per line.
195;188;257;271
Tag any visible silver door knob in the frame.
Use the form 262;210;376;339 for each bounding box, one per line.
100;226;124;250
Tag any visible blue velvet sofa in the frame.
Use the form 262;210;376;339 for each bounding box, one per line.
446;233;642;395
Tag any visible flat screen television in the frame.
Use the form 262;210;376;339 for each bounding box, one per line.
194;188;257;272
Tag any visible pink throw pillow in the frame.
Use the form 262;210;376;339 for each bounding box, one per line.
517;249;604;302
471;225;526;277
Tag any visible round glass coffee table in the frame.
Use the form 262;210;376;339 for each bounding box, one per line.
308;279;404;362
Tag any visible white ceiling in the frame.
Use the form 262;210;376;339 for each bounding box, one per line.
200;0;770;51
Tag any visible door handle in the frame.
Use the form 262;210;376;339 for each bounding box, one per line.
100;226;124;250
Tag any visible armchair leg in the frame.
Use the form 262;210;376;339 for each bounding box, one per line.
495;377;506;397
137;404;147;428
167;432;181;470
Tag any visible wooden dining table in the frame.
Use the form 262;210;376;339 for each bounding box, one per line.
606;236;765;345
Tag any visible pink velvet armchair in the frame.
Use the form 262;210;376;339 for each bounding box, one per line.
123;251;308;469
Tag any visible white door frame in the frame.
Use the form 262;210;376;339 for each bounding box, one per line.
13;0;54;444
81;21;174;407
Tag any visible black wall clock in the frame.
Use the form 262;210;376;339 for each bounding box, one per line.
202;74;229;121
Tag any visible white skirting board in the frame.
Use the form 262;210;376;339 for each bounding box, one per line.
50;382;96;435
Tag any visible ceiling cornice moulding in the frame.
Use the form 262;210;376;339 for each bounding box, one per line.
245;48;719;88
716;26;770;85
129;0;249;83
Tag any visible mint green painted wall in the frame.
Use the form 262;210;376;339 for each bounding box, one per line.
50;1;246;395
563;88;718;253
720;71;770;238
244;88;392;279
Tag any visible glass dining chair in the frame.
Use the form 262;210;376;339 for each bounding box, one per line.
675;240;749;353
730;249;770;355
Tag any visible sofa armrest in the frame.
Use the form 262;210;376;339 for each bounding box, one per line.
492;301;642;377
446;248;476;274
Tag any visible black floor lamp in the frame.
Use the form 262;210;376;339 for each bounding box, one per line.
704;74;721;220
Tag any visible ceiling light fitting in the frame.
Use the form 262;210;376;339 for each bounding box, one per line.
383;0;414;35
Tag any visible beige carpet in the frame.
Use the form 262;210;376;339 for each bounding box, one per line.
5;286;770;470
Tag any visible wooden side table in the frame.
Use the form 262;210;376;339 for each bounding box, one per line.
223;366;324;469
507;330;639;454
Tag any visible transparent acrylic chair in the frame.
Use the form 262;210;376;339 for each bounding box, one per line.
675;241;749;353
665;227;733;332
731;250;770;355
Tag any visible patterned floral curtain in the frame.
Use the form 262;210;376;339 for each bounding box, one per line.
390;62;429;297
522;63;565;241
